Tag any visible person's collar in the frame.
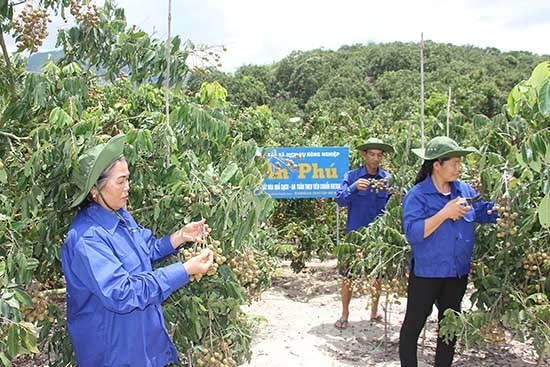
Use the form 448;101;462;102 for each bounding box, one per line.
419;176;462;196
85;202;123;234
450;181;463;198
360;165;382;178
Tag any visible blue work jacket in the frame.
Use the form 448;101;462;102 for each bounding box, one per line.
61;203;189;367
335;166;391;233
402;176;497;278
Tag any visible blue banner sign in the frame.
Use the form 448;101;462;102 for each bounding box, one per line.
262;146;349;198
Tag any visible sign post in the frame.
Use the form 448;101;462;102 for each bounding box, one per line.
262;146;349;198
261;146;349;245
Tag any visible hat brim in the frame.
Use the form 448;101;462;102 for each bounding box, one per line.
412;146;478;160
356;143;394;153
70;134;125;208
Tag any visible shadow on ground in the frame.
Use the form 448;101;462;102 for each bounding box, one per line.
309;319;400;366
293;261;544;367
309;319;543;367
271;261;342;302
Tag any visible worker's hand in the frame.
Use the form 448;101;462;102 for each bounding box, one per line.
170;219;211;248
442;197;471;221
355;178;371;191
183;249;214;275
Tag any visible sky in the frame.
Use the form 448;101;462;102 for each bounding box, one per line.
8;0;550;72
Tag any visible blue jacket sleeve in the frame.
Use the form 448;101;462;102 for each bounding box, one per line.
70;236;189;314
473;200;497;223
461;183;497;224
138;227;176;263
335;171;358;207
402;190;427;245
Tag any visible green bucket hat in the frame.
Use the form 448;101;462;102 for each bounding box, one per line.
70;134;126;208
356;137;394;153
412;136;478;160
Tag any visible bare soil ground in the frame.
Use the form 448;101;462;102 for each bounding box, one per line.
240;259;548;367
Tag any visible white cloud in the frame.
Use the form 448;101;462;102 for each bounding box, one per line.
6;0;549;72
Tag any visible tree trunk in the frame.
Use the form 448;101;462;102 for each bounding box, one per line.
0;29;16;97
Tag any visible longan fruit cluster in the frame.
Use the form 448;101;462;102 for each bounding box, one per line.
182;239;226;282
210;184;224;197
70;0;100;28
488;196;518;237
290;250;305;273
283;222;301;244
344;277;370;297
363;177;399;195
470;261;489;279
353;248;364;260
365;178;389;193
183;192;196;203
380;278;407;298
480;322;506;343
21;282;52;323
469;176;483;194
193;45;226;69
184;190;218;211
385;185;400;195
12;3;51;52
87;87;104;104
193;348;237;367
523;251;550;281
229;249;263;301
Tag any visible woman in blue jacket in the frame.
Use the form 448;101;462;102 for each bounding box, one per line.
62;134;214;367
399;136;497;367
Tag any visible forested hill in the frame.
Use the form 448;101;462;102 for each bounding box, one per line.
188;41;548;123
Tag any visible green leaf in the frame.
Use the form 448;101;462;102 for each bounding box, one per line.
4;296;18;309
48;107;72;128
12;288;33;308
0;352;12;367
144;50;155;64
0;300;9;318
0;168;6;184
528;61;550;89
194;317;202;339
21;329;38;354
220;163;239;184
133;31;147;38
0;0;7;17
538;80;550;116
153;203;160;221
171;36;181;52
7;324;19;357
538;192;550;228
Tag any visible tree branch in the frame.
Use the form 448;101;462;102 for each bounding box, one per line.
0;131;31;141
0;29;16;97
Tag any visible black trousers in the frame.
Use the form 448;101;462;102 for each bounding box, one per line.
399;272;468;367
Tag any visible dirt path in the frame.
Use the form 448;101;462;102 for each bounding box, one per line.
240;259;547;367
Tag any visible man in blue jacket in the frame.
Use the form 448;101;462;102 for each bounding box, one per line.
334;137;394;329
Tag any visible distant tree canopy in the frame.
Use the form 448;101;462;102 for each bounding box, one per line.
188;41;548;123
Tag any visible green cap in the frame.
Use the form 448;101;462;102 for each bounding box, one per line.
412;136;478;160
70;134;126;208
356;137;394;153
